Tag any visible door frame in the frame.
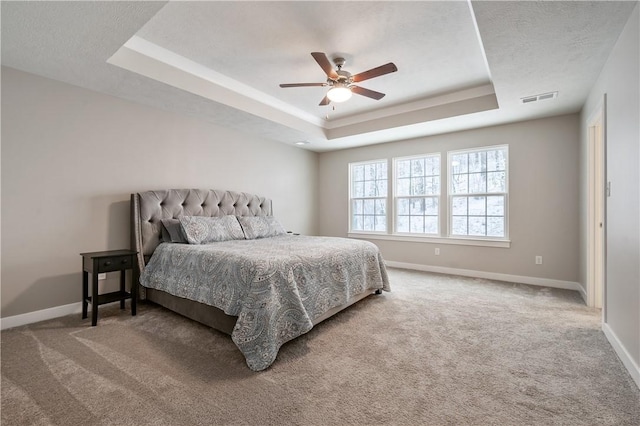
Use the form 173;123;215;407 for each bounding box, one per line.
586;95;606;315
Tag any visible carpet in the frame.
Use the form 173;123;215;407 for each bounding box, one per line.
2;268;639;425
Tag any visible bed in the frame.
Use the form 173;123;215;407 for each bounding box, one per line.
131;189;390;371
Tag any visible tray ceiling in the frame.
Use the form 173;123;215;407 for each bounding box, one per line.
2;1;636;151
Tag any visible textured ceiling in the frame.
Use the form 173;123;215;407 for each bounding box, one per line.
1;1;637;152
135;1;490;119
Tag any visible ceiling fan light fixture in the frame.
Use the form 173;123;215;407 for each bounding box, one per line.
327;85;352;103
279;52;396;105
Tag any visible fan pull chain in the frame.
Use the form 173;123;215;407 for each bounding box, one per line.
326;105;337;120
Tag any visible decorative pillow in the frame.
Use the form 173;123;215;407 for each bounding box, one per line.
179;215;245;244
237;216;287;240
160;219;189;244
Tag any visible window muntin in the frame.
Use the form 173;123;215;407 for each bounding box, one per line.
350;160;388;232
449;146;508;238
394;155;440;235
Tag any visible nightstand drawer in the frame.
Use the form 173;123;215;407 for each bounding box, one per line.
98;256;133;273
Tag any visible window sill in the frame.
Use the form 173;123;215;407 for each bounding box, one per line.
347;232;511;248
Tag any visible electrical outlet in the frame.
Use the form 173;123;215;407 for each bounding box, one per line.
98;273;107;280
535;256;543;265
435;248;440;256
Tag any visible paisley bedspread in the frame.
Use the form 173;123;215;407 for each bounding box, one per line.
140;235;390;371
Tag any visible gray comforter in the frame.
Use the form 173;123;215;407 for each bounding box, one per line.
140;235;390;371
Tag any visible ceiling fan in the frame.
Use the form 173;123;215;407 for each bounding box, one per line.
279;52;398;106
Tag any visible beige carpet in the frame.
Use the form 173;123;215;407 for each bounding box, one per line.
2;268;639;425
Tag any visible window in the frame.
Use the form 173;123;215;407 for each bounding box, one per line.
349;160;388;232
348;144;509;247
394;154;440;234
449;146;508;238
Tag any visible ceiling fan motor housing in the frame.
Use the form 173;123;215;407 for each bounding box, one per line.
337;58;352;82
333;57;346;68
330;71;352;88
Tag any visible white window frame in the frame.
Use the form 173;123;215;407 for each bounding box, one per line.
392;153;441;236
447;145;509;241
348;159;389;234
347;145;511;248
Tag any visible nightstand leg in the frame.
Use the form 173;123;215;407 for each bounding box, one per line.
120;270;126;310
91;270;99;326
82;271;88;319
131;264;138;316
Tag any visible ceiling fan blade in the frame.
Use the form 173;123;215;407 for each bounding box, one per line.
280;83;327;88
351;85;386;100
311;52;339;80
319;95;331;106
352;62;398;83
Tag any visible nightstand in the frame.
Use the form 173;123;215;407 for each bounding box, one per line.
80;249;138;326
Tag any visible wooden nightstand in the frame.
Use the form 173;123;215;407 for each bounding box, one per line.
80;249;138;326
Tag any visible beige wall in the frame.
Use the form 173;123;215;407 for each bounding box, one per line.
1;67;319;318
319;114;580;282
580;4;639;374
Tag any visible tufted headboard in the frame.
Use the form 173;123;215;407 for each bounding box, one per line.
130;189;272;274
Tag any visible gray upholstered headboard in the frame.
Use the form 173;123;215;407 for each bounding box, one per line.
130;189;272;273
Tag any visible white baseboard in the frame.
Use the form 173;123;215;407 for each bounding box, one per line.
602;322;640;390
577;283;588;304
1;302;83;330
385;260;581;291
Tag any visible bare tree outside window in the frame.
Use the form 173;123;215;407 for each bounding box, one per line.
350;160;388;232
450;146;508;238
394;154;440;234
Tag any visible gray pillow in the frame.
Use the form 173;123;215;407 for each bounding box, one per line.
237;216;286;240
160;219;188;244
179;215;245;244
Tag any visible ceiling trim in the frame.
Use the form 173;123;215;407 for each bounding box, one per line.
108;35;500;146
108;35;328;138
326;83;497;129
467;0;493;83
327;92;499;140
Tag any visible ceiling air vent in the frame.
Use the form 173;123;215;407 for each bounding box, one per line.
520;91;558;104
